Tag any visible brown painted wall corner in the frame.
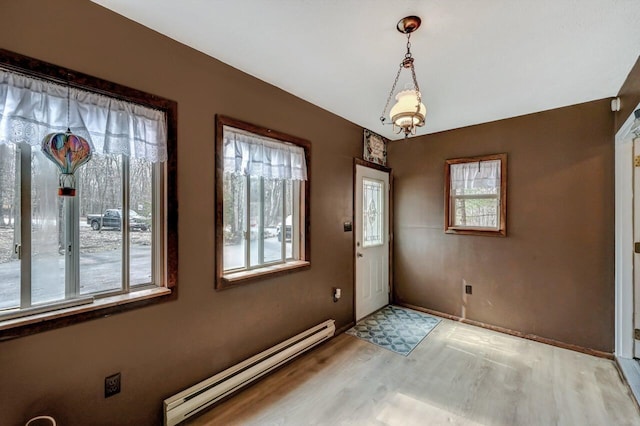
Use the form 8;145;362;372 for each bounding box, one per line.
389;99;615;353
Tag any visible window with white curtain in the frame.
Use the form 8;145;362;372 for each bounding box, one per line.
216;116;310;289
0;50;177;332
445;154;507;236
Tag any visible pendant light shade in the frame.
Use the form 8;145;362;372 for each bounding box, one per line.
389;89;426;132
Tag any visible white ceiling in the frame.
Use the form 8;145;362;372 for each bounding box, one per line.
92;0;640;140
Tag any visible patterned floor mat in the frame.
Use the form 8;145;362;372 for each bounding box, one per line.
346;305;441;356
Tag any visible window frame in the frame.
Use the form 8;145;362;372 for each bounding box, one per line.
215;115;310;290
444;153;507;237
0;48;178;339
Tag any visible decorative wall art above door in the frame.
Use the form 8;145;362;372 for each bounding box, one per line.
363;129;388;166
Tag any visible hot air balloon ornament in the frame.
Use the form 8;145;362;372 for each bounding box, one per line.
41;128;92;196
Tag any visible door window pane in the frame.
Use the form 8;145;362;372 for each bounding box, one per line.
31;149;65;304
362;178;384;248
0;144;20;310
129;158;152;286
223;173;246;271
78;154;122;294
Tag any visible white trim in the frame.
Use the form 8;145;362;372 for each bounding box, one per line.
615;103;640;359
616;356;640;406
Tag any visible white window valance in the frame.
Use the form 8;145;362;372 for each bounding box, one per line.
223;126;308;181
0;69;167;162
451;159;500;190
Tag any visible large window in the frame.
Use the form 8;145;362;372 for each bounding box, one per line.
0;49;177;337
445;153;507;237
215;116;310;289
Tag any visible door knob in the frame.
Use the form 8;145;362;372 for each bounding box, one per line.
357;252;363;258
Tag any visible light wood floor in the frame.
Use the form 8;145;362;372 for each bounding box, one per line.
187;318;640;426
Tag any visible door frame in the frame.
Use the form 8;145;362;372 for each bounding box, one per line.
353;158;393;322
615;103;640;359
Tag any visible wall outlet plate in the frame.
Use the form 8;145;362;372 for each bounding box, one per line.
105;372;121;398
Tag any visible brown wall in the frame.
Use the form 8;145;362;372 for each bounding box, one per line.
616;56;640;132
388;99;615;353
0;1;360;425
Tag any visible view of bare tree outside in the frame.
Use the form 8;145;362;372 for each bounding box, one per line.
0;144;19;310
285;180;293;259
223;172;294;271
0;149;155;308
31;149;66;305
452;187;499;228
223;173;246;270
249;175;261;267
263;177;285;264
78;154;122;294
78;153;122;217
128;159;152;286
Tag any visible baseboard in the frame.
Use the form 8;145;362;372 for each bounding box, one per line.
396;302;613;360
335;321;355;336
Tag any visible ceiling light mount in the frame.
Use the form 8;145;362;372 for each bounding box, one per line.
380;16;426;139
396;16;421;34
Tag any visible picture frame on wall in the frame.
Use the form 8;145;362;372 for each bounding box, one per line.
363;129;388;166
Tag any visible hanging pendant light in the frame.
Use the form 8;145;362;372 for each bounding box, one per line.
41;83;92;197
380;16;426;138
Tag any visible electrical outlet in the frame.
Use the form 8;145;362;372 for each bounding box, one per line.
105;372;121;398
333;287;341;302
465;285;472;295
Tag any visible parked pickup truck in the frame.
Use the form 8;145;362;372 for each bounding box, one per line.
87;209;149;231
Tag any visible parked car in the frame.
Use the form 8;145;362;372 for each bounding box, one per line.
86;209;149;231
276;215;292;242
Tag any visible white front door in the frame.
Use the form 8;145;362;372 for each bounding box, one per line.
355;164;390;321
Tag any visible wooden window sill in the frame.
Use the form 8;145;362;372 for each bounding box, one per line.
218;260;310;289
445;227;506;237
0;287;172;339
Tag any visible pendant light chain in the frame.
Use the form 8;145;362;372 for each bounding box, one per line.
379;32;423;124
380;33;415;124
379;65;403;124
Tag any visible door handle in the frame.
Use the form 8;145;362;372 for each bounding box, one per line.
357;252;363;258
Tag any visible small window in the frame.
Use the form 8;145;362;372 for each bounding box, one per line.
444;153;507;237
215;116;310;289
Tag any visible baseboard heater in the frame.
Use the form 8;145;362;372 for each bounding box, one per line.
163;319;335;425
